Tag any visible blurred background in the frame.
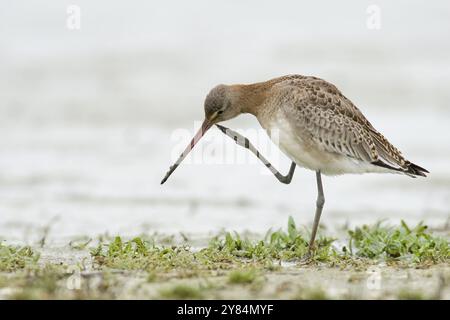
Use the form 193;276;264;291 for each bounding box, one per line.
0;1;449;243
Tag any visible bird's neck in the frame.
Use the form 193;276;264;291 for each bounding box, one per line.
229;83;270;117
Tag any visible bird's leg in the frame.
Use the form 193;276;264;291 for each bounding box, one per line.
308;171;325;253
216;124;296;184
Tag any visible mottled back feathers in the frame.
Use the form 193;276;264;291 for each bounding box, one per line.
261;75;428;177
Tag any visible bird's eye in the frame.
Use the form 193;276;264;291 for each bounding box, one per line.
218;110;224;115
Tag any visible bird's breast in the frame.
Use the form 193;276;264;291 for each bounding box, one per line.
260;111;324;172
259;111;383;175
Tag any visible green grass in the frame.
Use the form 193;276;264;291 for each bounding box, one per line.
159;284;204;299
294;287;328;300
7;266;122;300
347;220;449;264
397;289;425;300
228;269;258;284
90;217;339;275
89;218;449;274
0;242;40;272
0;218;448;299
206;216;336;262
7;263;69;299
91;236;203;274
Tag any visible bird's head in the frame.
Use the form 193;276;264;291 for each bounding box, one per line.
203;84;241;126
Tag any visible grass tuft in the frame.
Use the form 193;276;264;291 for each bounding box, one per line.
206;216;335;262
0;218;447;300
0;242;40;272
160;284;203;299
397;289;425;300
348;220;449;264
294;287;328;300
228;269;258;284
89;219;448;274
91;236;198;272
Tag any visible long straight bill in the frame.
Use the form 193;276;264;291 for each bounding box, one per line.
160;119;211;184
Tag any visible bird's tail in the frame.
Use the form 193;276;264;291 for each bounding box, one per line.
368;130;429;178
372;159;429;178
404;161;429;178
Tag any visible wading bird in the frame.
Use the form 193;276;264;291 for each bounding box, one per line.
161;75;428;252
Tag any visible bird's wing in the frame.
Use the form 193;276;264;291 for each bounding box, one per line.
285;103;379;163
276;77;408;169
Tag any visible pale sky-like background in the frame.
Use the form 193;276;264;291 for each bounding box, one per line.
0;1;449;242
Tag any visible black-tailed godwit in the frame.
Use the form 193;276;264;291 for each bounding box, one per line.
161;75;428;251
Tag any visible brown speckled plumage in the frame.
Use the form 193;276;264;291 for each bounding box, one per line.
161;74;428;250
229;75;428;177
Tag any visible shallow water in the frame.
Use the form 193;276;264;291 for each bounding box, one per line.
0;116;448;242
0;1;449;243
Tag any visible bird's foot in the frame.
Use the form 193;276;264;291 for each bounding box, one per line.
298;248;315;266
